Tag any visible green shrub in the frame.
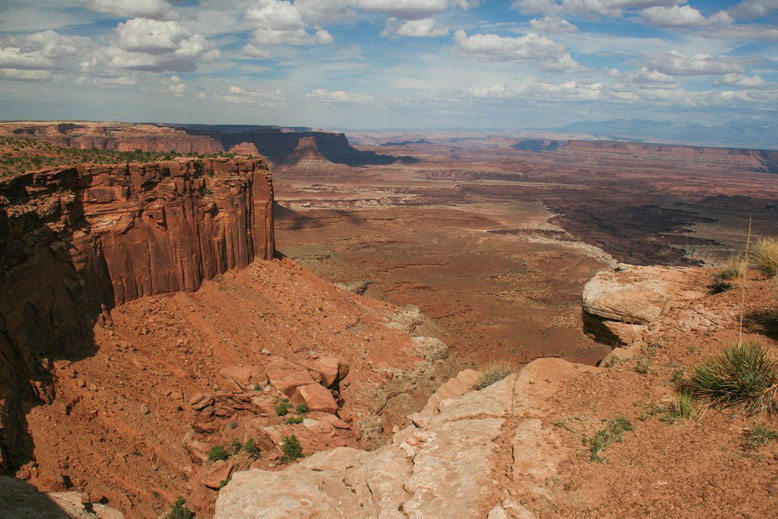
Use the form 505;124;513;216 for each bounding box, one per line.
275;401;292;416
476;363;513;390
669;390;699;420
635;356;652;375
218;476;231;489
584;416;633;462
167;497;192;519
229;438;242;455
286;415;304;424
296;403;309;414
689;342;778;415
744;426;777;451
710;272;734;294
207;445;229;462
280;435;304;463
243;438;260;458
751;237;778;278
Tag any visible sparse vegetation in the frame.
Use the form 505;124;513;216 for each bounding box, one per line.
296;403;309;414
280;435;304;463
584;416;633;462
671;368;685;384
243;438;260;458
167;497;193;519
751;237;778;278
207;444;229;462
229;438;242;455
286;415;304;424
218;476;232;489
669;390;699;421
743;426;778;451
688;342;778;415
275;401;292;416
476;363;513;389
0;137;243;178
635;355;652;374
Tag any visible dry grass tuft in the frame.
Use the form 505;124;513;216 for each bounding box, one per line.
751;237;778;278
476;363;514;389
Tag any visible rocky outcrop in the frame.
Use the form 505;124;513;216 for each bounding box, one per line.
214;359;594;519
0;157;274;469
582;264;706;346
280;136;335;168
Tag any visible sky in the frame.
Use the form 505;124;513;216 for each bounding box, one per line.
0;0;776;129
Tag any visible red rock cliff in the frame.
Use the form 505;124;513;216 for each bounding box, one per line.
0;157;274;469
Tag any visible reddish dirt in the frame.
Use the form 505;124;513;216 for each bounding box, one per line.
530;271;778;518
16;258;438;518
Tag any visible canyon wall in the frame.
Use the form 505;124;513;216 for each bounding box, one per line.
0;157;274;469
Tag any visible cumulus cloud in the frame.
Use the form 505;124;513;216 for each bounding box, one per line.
306;88;375;105
642;52;745;75
512;0;687;18
382;17;449;37
0;31;100;81
244;0;334;46
728;0;778;20
83;0;178;20
112;18;219;72
358;0;479;20
641;5;732;27
453;29;583;71
161;74;185;96
529;16;578;32
716;72;767;87
218;85;286;107
698;24;778;41
296;0;360;23
0;68;53;81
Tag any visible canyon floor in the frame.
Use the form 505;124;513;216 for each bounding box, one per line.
1;129;777;518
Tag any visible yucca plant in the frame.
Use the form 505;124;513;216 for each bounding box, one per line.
689;342;778;415
750;237;778;278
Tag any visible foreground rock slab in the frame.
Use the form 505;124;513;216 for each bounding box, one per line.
215;359;592;519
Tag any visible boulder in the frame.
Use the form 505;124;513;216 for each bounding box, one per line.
308;356;349;388
265;358;316;397
423;369;481;413
202;460;235;490
219;366;267;392
582;264;705;345
291;384;339;414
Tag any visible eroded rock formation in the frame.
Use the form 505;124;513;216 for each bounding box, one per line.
0;157;274;469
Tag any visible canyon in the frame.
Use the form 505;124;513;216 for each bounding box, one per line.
0;124;776;518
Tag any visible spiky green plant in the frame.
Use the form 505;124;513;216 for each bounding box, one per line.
669;390;699;420
743;426;777;451
750;237;778;278
689;342;778;415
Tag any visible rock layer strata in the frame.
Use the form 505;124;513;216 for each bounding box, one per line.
0;157;274;468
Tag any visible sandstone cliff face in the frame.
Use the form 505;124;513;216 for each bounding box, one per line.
0;157;274;469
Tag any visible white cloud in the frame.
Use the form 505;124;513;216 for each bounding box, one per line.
218;85;286;107
161;74;185;96
641;5;733;27
382;17;449;37
83;0;178;20
358;0;478;19
698;24;778;41
245;0;335;46
512;0;688;18
242;43;271;59
296;0;360;23
728;0;778;20
642;52;745;75
113;18;219;72
0;68;53;81
306;88;375;105
528;16;578;32
453;29;583;71
717;72;767;87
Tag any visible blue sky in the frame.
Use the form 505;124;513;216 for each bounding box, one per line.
0;0;776;129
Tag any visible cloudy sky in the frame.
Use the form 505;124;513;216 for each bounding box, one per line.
0;0;776;129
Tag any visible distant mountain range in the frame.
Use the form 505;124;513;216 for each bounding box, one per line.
553;119;778;150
